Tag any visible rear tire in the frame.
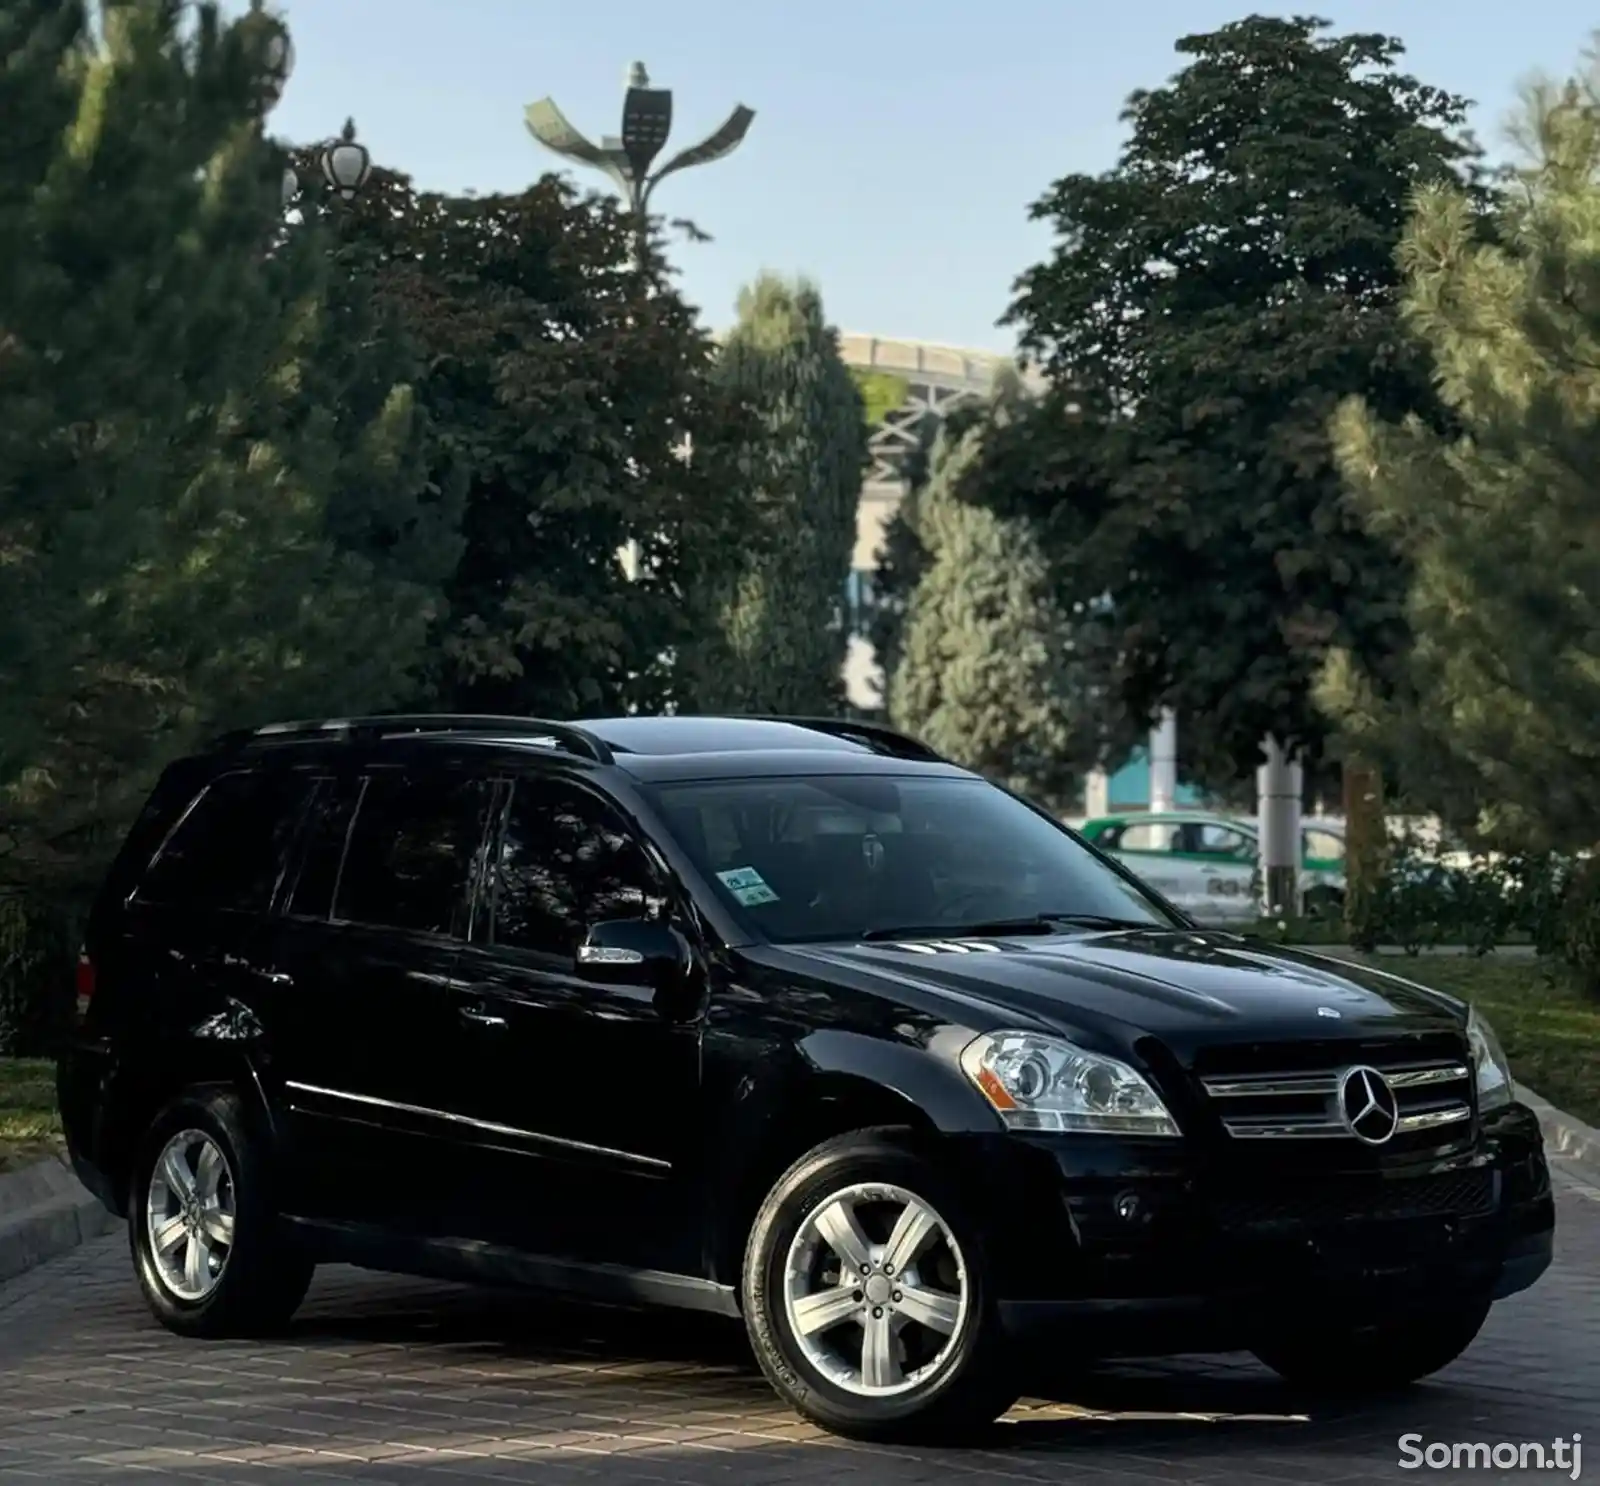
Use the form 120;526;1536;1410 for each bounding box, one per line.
740;1128;1017;1442
1251;1299;1491;1393
130;1087;314;1338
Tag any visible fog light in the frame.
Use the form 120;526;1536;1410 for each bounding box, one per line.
1115;1191;1142;1222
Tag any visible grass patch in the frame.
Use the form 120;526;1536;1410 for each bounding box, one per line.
1350;956;1600;1128
0;1058;62;1175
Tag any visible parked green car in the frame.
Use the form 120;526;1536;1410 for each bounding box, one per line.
1077;810;1346;923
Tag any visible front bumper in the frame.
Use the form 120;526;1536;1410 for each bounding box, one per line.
958;1101;1554;1356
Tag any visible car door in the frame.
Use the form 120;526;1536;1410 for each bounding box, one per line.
1108;819;1207;913
1181;820;1260;923
109;765;320;1068
262;763;498;1237
448;770;703;1272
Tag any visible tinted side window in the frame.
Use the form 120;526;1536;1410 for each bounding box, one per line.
138;770;315;912
284;777;359;921
1118;823;1176;852
334;770;492;937
491;778;666;958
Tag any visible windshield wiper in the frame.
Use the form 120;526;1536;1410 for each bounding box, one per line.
859;913;1154;941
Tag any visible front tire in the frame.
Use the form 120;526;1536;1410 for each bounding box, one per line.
740;1129;1017;1442
1251;1299;1491;1393
130;1087;314;1338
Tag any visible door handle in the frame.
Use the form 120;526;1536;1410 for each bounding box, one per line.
458;1005;507;1030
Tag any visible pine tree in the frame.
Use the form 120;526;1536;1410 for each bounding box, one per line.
889;378;1091;809
1323;73;1600;851
0;1;453;898
692;274;866;715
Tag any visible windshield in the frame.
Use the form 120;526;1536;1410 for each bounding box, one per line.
649;774;1181;943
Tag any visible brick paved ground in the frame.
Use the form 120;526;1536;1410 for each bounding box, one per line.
1;1166;1595;1485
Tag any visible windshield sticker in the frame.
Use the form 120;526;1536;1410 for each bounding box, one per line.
717;866;780;906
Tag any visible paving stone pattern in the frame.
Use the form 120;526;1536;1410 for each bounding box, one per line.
1;1170;1595;1485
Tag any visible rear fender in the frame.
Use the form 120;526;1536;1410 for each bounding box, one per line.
99;1016;281;1210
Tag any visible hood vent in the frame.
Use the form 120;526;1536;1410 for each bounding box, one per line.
871;939;1007;955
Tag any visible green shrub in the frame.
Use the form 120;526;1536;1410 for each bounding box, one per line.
1555;855;1600;996
1354;835;1569;955
0;897;72;1058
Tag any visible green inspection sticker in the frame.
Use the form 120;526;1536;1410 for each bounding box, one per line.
716;866;780;906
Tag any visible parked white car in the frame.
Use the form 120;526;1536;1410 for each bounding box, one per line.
1077;810;1347;924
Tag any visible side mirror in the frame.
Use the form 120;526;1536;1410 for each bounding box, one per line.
576;918;694;1002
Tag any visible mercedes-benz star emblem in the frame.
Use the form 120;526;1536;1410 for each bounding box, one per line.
1338;1065;1400;1145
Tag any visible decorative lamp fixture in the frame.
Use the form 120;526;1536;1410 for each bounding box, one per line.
320;119;372;201
245;0;294;109
526;62;754;271
281;164;301;209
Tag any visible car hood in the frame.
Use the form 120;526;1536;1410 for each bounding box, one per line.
770;928;1465;1054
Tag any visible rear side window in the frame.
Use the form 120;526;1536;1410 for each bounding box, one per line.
137;770;316;913
333;770;493;937
283;777;359;921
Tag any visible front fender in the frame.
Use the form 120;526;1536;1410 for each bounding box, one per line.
796;1026;1002;1135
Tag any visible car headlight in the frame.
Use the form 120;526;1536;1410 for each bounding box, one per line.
1466;1006;1514;1112
959;1030;1181;1136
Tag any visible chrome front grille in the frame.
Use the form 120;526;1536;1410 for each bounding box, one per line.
1201;1058;1473;1140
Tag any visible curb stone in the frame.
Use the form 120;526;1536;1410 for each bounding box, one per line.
0;1087;1596;1286
1516;1082;1600;1188
0;1151;119;1284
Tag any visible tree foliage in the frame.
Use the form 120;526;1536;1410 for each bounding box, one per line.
889;377;1095;808
850;368;908;430
1321;71;1600;851
0;0;453;900
688;274;865;715
333;168;751;719
1000;15;1481;784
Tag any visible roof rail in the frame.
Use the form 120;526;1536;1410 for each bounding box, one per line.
752;715;946;763
211;714;614;764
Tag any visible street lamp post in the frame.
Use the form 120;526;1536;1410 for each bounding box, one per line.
525;63;754;271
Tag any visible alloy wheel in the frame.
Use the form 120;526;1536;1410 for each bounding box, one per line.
145;1128;237;1302
782;1181;968;1397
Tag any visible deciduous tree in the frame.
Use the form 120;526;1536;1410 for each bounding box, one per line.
1000;16;1481;785
338;170;746;718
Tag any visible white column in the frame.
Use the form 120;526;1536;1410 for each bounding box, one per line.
1256;736;1303;916
1082;767;1109;819
1148;709;1177;812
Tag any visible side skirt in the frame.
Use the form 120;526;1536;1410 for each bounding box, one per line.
281;1216;743;1319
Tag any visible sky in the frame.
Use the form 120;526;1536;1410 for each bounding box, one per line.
266;1;1597;355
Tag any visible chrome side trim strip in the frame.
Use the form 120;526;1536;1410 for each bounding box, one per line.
282;1080;670;1173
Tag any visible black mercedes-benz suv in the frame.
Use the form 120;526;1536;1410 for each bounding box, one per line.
59;713;1554;1440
